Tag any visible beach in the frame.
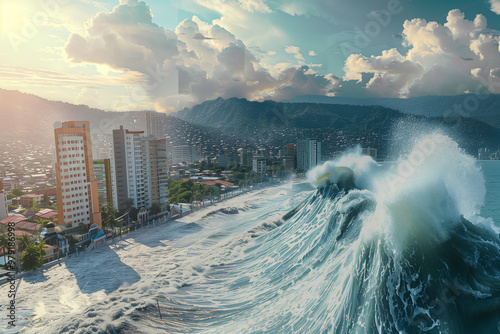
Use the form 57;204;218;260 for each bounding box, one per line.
1;181;310;333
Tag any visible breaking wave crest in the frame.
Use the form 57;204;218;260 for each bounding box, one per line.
153;133;500;333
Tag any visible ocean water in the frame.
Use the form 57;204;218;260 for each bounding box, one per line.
2;133;500;333
480;160;500;226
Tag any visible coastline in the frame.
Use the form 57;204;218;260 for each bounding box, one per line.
0;182;281;285
0;181;289;333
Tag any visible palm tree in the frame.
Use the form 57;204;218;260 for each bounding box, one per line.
21;243;46;271
193;190;204;208
0;234;8;267
100;203;117;233
17;233;32;253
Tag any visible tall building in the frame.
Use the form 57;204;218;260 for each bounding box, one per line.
145;111;166;139
238;148;253;166
54;121;101;228
145;138;168;207
0;181;8;220
113;126;150;211
297;138;321;171
172;145;202;164
93;159;114;207
252;155;267;175
284;143;296;171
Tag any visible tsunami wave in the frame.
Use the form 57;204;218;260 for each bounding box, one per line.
18;133;500;334
145;133;500;334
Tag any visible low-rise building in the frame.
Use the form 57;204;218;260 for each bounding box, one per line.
172;145;202;164
19;194;44;208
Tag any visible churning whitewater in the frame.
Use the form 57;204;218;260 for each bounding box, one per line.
153;133;500;334
10;133;500;334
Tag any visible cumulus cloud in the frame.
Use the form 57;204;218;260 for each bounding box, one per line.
285;45;305;61
65;0;338;111
308;50;318;56
343;9;500;97
490;0;500;14
271;66;339;100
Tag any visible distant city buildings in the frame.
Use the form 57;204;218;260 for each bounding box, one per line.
215;154;239;168
478;147;490;160
362;147;378;160
54;121;101;228
478;147;500;160
146;111;166;139
0;181;8;220
297;138;321;171
172;145;202;164
252;155;267;175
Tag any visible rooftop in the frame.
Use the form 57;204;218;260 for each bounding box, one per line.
20;194;44;198
0;215;28;225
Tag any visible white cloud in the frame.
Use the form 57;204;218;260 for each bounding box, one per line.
343;9;500;97
308;50;318;56
0;65;143;88
285;45;305;61
239;0;272;13
490;0;500;14
65;1;338;111
270;66;339;100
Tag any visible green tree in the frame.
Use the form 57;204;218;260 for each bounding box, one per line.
31;198;39;212
36;219;51;228
11;188;24;197
21;244;47;271
17;234;32;253
0;234;8;267
122;199;138;221
100;203;117;232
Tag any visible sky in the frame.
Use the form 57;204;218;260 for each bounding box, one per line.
1;0;500;112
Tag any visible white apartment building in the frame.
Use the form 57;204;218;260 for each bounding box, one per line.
252;155;267;175
113;127;150;210
297;138;322;172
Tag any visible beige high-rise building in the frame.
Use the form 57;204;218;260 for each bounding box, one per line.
54;121;101;228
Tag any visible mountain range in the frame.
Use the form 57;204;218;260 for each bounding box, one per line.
1;89;500;158
286;94;500;129
177;97;500;156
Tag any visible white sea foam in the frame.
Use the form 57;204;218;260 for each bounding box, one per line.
306;146;378;190
3;132;499;334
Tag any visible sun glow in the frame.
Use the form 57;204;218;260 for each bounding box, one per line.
0;2;35;35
